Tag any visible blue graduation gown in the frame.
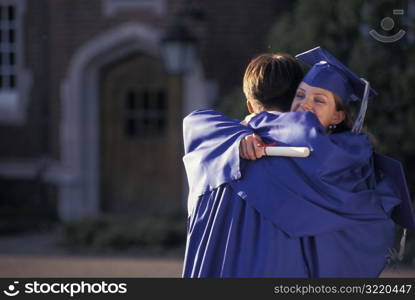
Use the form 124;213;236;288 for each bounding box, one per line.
182;110;415;277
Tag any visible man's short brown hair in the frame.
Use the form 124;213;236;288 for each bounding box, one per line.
243;53;303;112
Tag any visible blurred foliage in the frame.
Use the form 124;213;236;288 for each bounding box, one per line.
0;179;58;235
267;0;415;195
60;212;186;254
215;87;248;120
402;238;415;265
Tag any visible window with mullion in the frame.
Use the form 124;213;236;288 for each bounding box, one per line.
123;87;167;139
0;3;16;90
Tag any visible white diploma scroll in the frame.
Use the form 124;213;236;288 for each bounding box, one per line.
264;146;310;158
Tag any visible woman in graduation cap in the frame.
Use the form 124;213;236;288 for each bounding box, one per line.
182;47;415;277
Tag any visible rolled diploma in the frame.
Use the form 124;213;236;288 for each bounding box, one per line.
265;146;310;158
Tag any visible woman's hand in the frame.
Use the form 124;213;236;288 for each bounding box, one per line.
239;134;266;160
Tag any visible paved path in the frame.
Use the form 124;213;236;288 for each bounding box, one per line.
0;255;414;278
0;230;184;277
0;255;183;278
0;230;414;278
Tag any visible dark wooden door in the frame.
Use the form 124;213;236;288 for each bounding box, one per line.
100;53;180;214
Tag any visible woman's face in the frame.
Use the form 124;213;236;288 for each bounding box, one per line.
290;82;345;129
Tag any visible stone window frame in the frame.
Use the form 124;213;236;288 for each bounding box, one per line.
102;0;166;17
0;0;32;124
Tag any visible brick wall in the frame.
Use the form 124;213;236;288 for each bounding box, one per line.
199;0;294;96
0;0;49;158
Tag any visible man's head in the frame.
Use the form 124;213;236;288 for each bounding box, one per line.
243;53;303;114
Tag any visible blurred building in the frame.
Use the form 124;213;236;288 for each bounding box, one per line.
0;0;293;227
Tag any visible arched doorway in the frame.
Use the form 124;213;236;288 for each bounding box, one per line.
59;23;210;221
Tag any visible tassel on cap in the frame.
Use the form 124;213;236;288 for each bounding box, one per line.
352;78;370;134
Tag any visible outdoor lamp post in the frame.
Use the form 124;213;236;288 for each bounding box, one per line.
160;17;198;209
160;20;198;75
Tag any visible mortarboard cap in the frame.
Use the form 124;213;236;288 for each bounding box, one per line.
295;46;377;133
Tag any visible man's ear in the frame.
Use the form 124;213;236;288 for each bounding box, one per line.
331;110;345;125
246;100;255;114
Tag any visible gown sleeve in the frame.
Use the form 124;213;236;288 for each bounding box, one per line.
182;109;254;215
374;153;415;230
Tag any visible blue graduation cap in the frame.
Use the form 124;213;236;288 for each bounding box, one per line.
295;46;377;133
